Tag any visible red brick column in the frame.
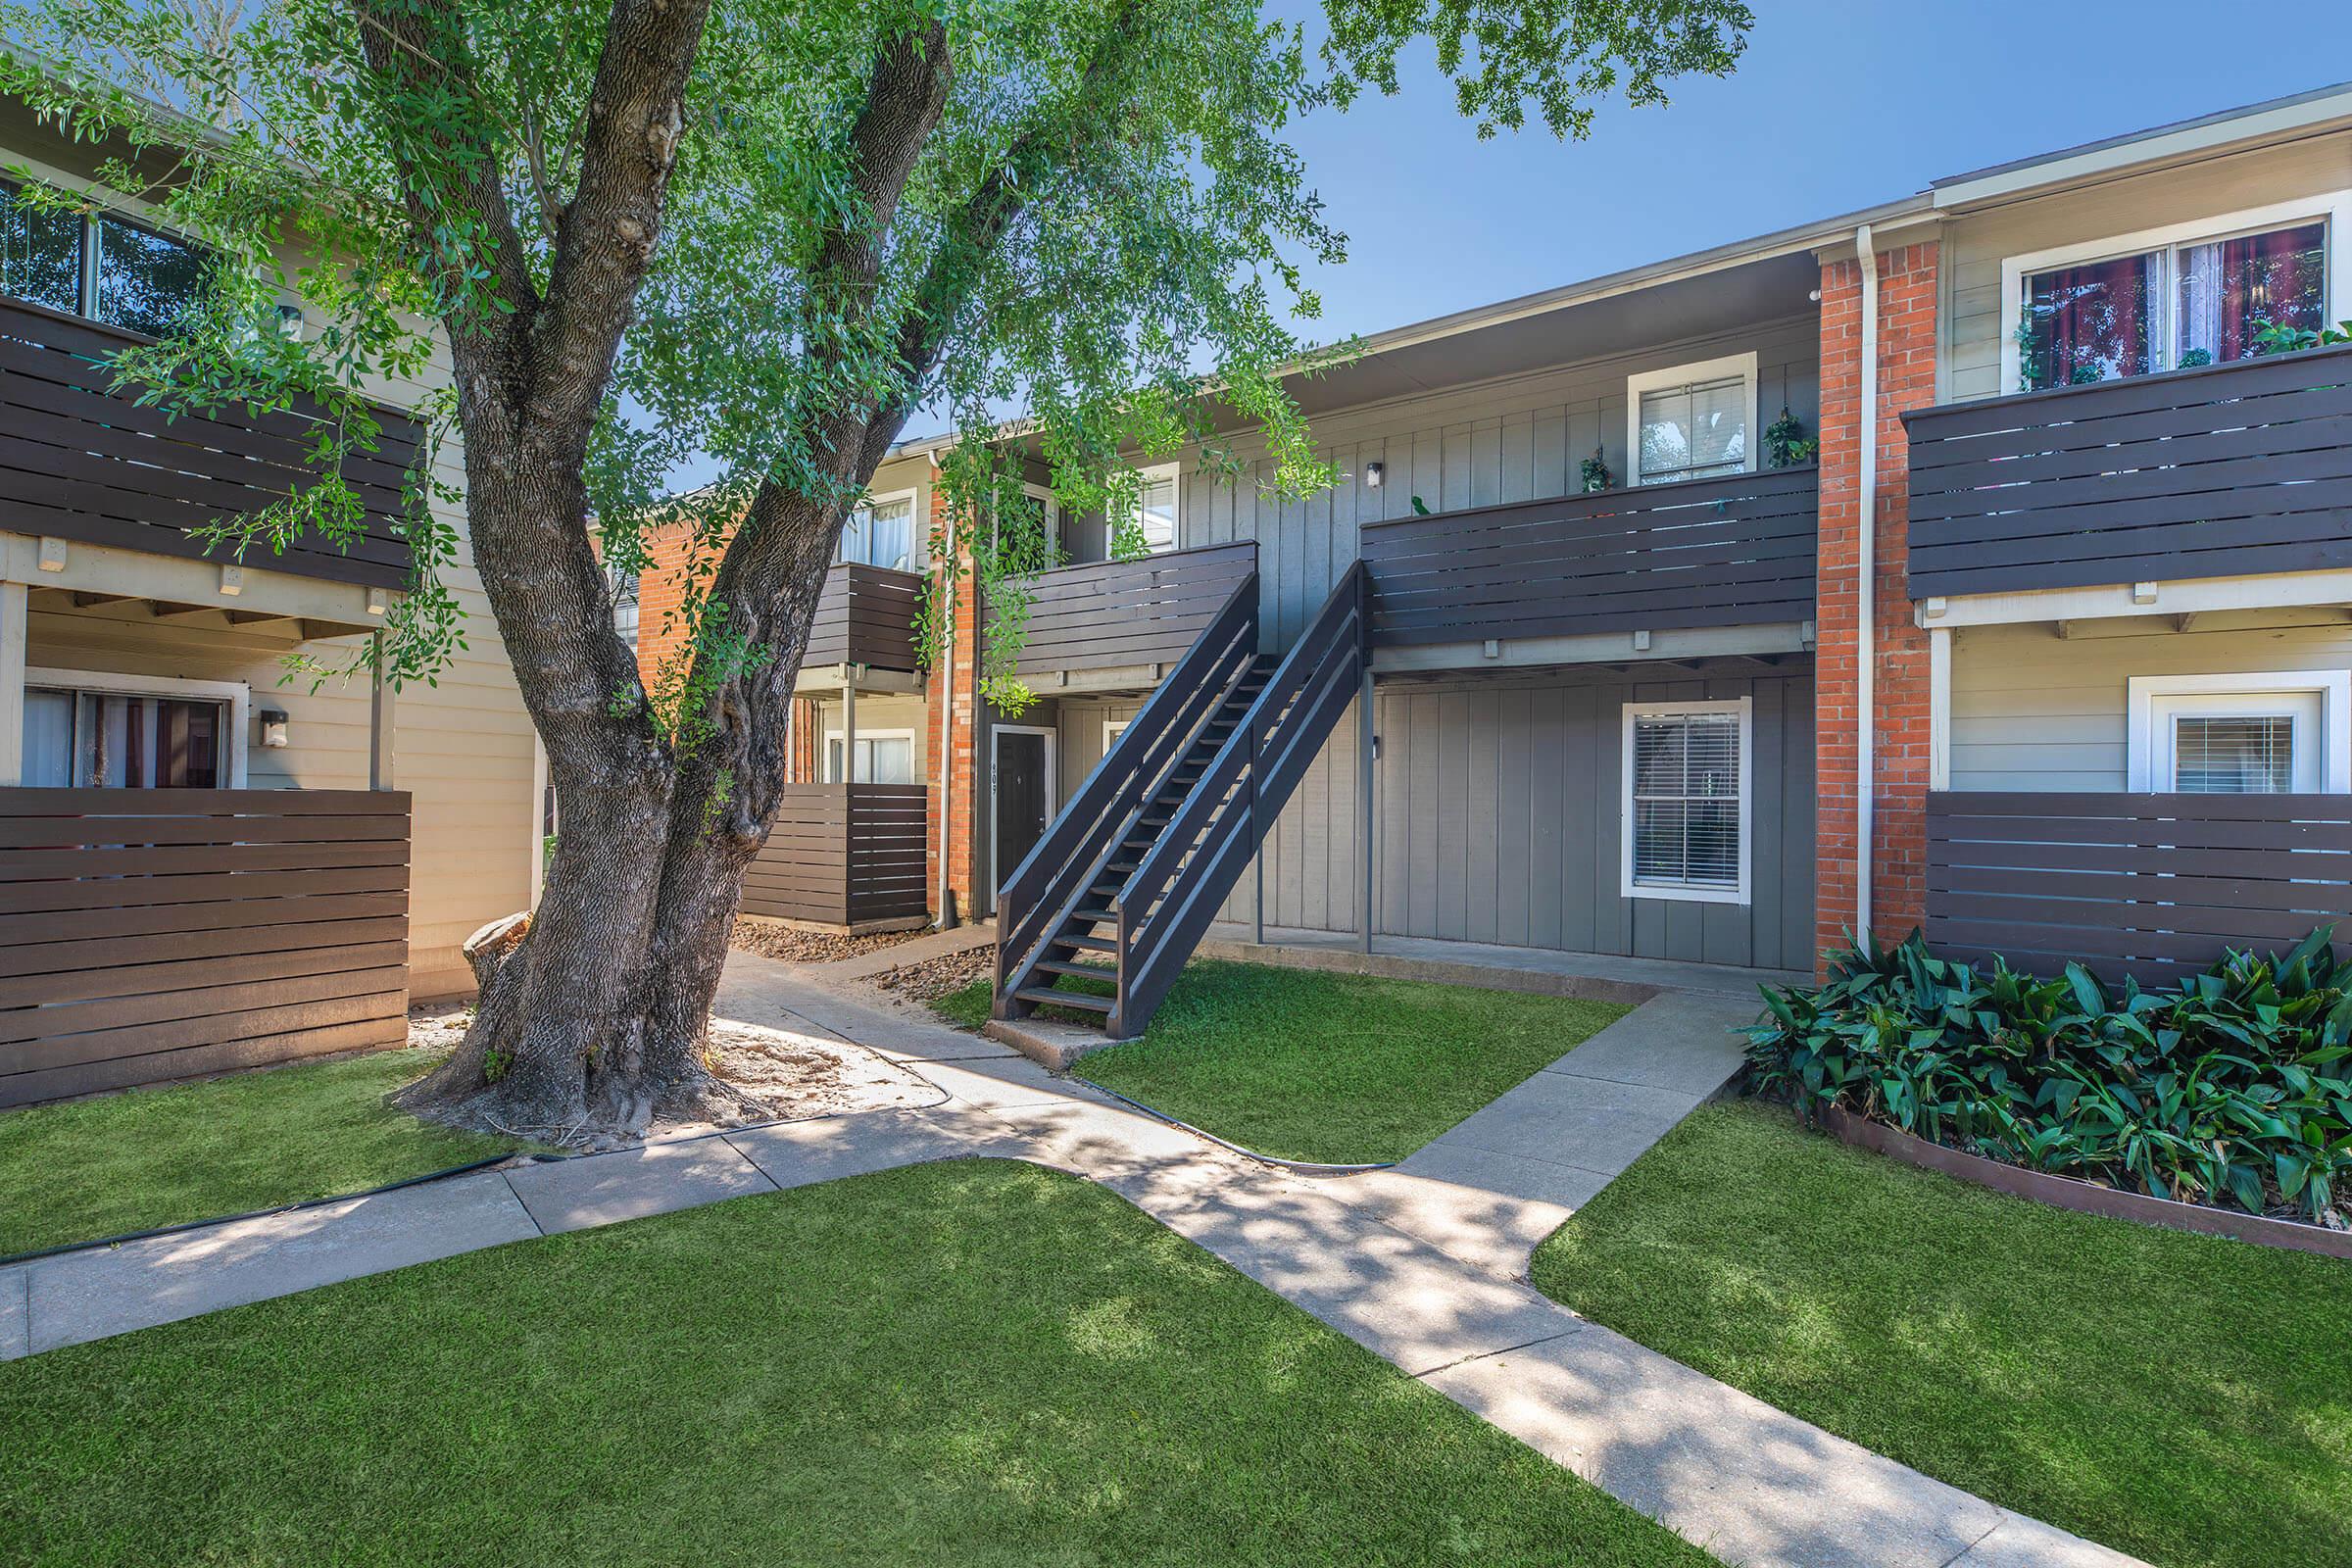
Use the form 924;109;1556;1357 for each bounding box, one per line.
924;475;983;923
1816;240;1939;967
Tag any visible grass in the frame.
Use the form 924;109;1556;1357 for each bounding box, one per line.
936;958;1628;1164
0;1158;1706;1568
0;1045;523;1257
1530;1101;2352;1568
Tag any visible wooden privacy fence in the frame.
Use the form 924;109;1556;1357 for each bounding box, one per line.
0;788;412;1108
1012;542;1257;676
742;784;928;929
1359;465;1819;646
1924;792;2352;986
0;298;420;590
802;564;924;672
1903;344;2352;599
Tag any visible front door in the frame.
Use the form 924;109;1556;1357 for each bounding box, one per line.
994;728;1053;894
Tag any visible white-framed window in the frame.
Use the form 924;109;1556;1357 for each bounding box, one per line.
824;728;917;785
1104;717;1130;752
2126;671;2350;795
1626;352;1757;487
1112;463;1180;554
837;489;918;571
2001;193;2352;392
1620;698;1751;905
21;668;251;789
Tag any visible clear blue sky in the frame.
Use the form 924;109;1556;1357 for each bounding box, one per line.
1275;0;2352;346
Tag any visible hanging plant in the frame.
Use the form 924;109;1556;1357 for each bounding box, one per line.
1763;407;1815;467
1579;447;1611;493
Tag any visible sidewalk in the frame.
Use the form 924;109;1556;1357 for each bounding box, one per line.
0;951;2140;1568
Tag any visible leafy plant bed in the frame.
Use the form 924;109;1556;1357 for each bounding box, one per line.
934;959;1627;1165
1745;929;2352;1230
3;1159;1708;1568
1532;1102;2352;1568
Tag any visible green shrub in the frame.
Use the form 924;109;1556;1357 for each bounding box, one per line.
1745;928;2352;1225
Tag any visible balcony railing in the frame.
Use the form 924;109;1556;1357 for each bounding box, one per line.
0;787;413;1107
0;297;421;591
741;784;927;930
804;563;924;673
1903;345;2352;599
1012;541;1258;677
1358;465;1819;647
1925;791;2352;987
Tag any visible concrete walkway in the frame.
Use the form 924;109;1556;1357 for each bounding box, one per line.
0;953;2139;1568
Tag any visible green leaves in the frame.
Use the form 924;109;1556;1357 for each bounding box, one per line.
1745;927;2352;1226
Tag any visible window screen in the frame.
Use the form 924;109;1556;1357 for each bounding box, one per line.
1628;710;1743;891
2172;713;2295;794
1637;375;1747;485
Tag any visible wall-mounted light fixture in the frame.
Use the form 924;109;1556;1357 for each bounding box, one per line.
259;709;290;749
1363;461;1385;489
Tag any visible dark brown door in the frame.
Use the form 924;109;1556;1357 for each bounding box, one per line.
995;730;1050;893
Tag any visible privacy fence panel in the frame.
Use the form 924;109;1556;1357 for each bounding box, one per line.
0;788;413;1107
742;784;928;928
1013;543;1258;674
1925;791;2352;985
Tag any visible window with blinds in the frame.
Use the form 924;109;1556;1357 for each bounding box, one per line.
2172;713;2295;794
1623;704;1748;901
1636;374;1748;485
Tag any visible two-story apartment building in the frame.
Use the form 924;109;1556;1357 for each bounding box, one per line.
0;99;545;1103
642;82;2352;1039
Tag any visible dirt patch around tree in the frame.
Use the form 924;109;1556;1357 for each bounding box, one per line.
400;1000;937;1145
728;920;934;965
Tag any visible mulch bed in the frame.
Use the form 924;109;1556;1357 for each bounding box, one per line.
728;921;932;965
870;943;995;1004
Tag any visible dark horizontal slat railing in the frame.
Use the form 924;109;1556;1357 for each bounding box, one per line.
803;564;924;672
0;787;412;1107
742;783;928;929
1903;345;2352;599
1359;466;1819;646
1012;542;1257;676
1925;791;2352;987
0;297;421;591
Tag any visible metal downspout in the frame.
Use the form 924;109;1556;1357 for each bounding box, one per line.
1854;222;1879;945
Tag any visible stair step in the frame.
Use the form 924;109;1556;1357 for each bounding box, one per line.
1073;906;1115;923
1037;958;1115;979
1053;933;1117;953
1015;985;1111;1013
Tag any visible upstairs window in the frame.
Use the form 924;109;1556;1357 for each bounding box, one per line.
0;183;82;314
838;492;916;571
1110;464;1179;555
1620;699;1751;905
0;182;216;336
1627;354;1756;486
2013;208;2334;390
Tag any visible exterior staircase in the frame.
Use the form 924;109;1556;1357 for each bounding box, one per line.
993;561;1368;1038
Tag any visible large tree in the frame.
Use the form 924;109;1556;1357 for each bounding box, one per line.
0;0;1749;1140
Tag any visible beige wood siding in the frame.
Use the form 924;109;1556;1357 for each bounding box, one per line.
1942;129;2352;402
1950;612;2352;791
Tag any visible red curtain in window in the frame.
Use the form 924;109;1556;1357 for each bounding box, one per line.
2027;255;2150;385
2215;224;2328;361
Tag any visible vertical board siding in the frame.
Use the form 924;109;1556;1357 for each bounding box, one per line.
1182;317;1819;645
1223;666;1814;971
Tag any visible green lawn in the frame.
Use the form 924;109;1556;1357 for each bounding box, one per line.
0;1046;523;1257
1;1158;1705;1568
1530;1101;2352;1568
937;959;1627;1164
